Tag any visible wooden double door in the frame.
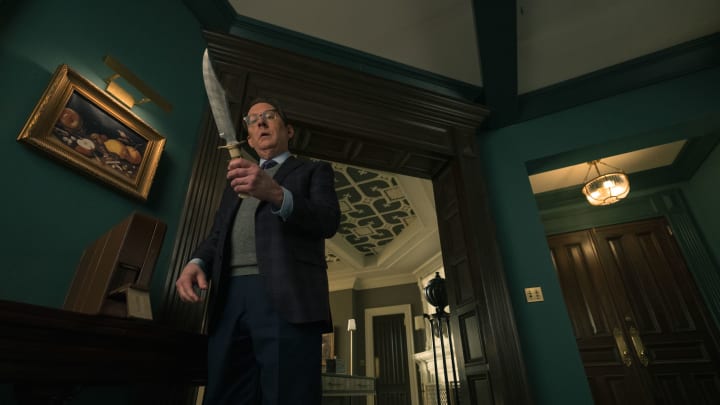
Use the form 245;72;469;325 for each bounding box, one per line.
548;217;720;404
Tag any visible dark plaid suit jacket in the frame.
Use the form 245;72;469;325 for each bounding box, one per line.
191;156;340;334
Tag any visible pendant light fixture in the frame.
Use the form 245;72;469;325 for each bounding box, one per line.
581;160;630;206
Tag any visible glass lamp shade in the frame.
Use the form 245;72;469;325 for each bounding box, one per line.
582;172;630;206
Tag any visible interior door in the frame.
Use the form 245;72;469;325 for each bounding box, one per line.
373;314;411;405
548;217;720;405
549;229;651;404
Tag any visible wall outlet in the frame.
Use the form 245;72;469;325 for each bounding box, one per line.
524;286;544;303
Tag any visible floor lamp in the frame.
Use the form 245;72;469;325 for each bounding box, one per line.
347;318;356;375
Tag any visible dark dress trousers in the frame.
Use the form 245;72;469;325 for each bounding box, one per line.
191;156;340;404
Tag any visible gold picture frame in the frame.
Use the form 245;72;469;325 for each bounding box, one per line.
17;64;165;201
321;331;335;366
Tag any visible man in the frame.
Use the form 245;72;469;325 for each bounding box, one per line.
176;97;340;404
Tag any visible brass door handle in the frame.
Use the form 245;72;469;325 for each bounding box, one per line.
628;326;650;367
613;327;633;367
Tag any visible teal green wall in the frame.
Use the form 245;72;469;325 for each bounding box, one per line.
3;2;719;404
479;67;720;405
684;143;720;266
0;0;206;312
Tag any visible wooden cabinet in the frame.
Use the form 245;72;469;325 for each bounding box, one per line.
63;212;165;319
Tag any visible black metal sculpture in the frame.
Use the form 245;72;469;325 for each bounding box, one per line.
424;272;460;405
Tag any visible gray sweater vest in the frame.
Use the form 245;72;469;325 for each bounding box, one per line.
228;163;280;276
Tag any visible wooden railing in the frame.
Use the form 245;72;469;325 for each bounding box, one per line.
0;299;207;404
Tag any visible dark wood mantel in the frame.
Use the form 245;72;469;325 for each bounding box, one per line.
0;299;207;403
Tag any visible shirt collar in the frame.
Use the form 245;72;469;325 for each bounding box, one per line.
259;151;291;167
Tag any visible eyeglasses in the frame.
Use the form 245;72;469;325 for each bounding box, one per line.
243;109;279;127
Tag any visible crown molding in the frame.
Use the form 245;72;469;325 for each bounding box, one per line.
328;275;358;292
227;14;484;102
354;272;419;291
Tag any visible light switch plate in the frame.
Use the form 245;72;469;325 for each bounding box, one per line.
524;286;544;303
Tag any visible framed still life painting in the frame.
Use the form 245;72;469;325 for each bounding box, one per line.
17;64;165;201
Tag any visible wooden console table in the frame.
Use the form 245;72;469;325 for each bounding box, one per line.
322;373;375;404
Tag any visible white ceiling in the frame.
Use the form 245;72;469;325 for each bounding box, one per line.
517;0;720;92
529;140;687;194
225;0;718;290
230;0;720;92
229;0;483;86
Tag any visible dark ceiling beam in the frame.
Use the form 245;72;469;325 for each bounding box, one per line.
471;0;519;128
519;33;720;123
183;0;235;32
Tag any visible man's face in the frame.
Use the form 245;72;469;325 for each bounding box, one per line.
245;102;294;160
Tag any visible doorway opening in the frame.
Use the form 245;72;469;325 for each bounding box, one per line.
365;305;420;405
162;30;534;405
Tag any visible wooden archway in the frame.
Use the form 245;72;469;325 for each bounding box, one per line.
160;30;533;405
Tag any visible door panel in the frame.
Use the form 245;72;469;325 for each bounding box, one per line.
549;217;720;405
548;231;649;405
434;164;493;404
373;314;411;405
549;232;616;338
592;218;720;404
600;236;663;334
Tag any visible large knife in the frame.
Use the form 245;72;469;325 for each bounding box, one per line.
202;48;255;198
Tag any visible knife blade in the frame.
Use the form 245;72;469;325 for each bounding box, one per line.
202;48;255;197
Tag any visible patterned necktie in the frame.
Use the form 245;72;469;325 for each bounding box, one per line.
261;160;278;170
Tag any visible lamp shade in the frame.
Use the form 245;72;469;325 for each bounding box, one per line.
424;272;448;310
347;318;356;331
582;172;630;206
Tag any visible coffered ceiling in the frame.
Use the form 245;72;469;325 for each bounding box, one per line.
324;162;440;291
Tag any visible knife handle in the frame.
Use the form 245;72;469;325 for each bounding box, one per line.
221;144;250;199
